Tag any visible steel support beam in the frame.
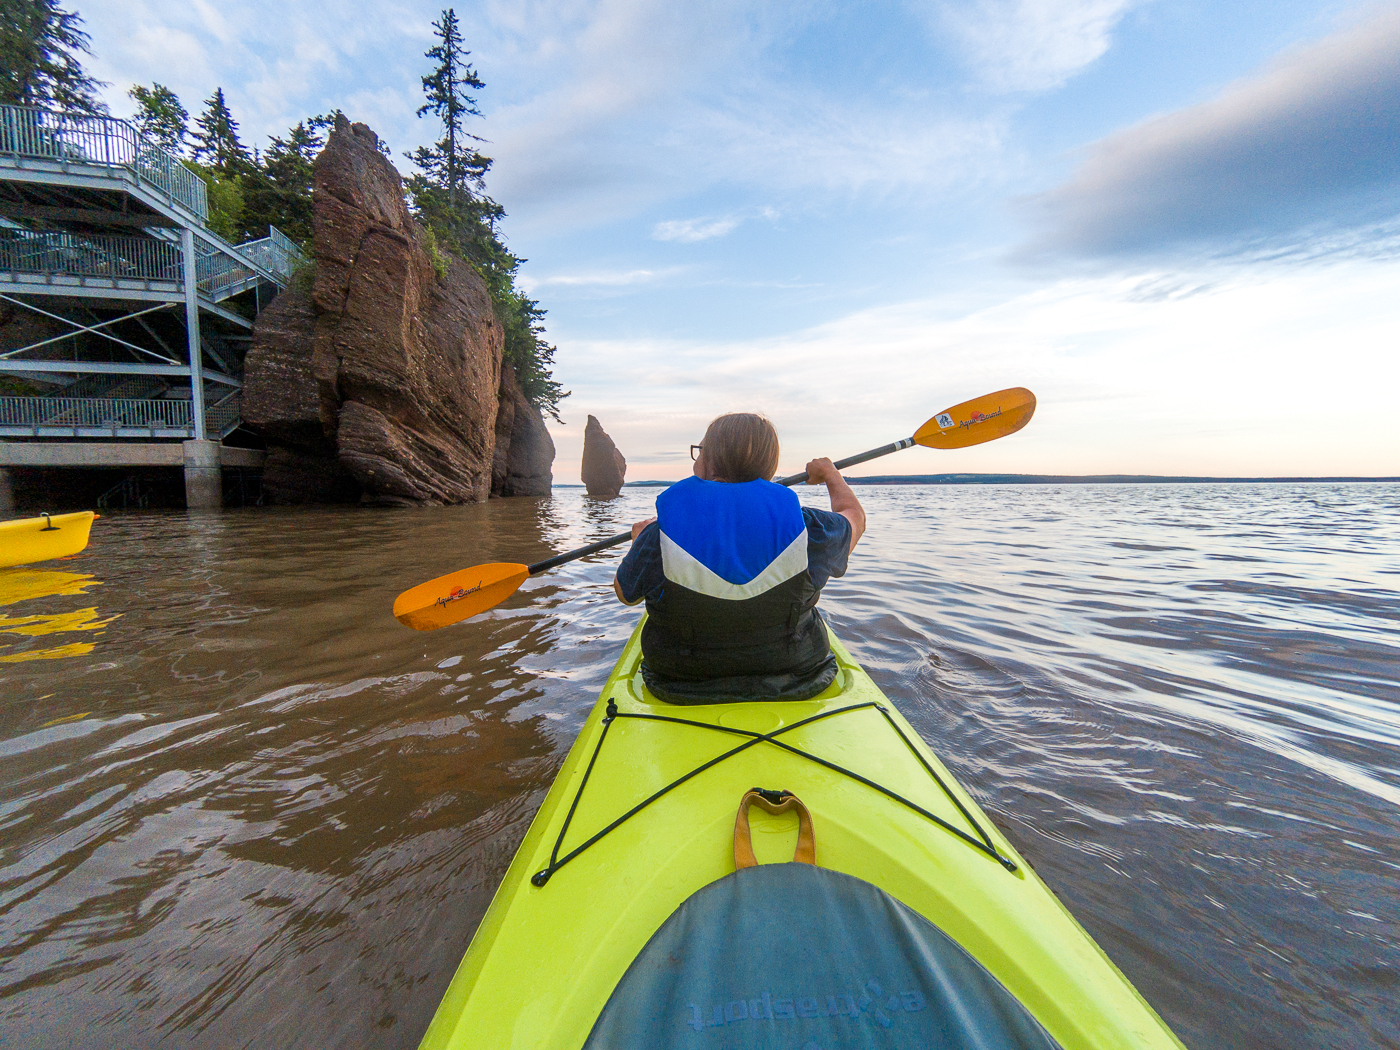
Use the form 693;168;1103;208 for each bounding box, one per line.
0;202;181;228
0;279;256;328
0;274;185;300
0;295;178;362
182;229;206;439
0;284;257;329
0;360;242;387
0;157;207;230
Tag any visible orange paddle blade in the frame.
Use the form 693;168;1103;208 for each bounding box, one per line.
914;387;1036;450
392;562;530;631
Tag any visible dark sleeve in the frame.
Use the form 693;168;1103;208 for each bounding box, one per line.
615;522;665;603
803;507;853;591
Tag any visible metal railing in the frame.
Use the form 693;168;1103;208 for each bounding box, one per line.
237;226;304;283
207;391;241;436
0;225;297;301
0;228;180;282
0;105;209;220
195;247;258;297
0;393;241;436
1;395;192;428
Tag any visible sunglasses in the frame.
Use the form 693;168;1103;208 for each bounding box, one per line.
689;444;703;461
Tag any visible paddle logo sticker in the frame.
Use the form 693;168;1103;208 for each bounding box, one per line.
935;413;954;429
435;580;484;608
959;406;1002;430
686;979;925;1033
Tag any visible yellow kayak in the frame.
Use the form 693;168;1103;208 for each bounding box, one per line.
419;621;1185;1050
0;511;97;568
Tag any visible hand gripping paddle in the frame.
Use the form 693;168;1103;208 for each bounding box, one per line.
393;387;1035;630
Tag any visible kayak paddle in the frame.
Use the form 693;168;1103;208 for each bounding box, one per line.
393;386;1035;630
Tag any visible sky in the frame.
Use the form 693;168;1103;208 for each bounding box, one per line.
85;0;1400;482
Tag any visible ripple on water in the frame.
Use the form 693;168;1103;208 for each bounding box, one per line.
0;485;1397;1049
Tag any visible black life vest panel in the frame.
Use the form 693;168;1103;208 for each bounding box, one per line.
641;477;837;703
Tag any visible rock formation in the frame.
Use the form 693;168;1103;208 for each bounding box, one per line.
493;364;555;496
242;116;554;504
581;415;627;498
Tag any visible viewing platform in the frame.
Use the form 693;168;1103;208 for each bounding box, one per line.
0;104;297;510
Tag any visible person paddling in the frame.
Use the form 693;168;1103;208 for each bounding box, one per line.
613;412;866;702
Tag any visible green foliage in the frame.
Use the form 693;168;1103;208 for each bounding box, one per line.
498;282;567;420
138;81;324;246
191;88;252;176
184;160;245;242
241;120;324;243
128;83;187;153
0;0;106;113
407;8;568;421
422;225;449;280
289;256;316;296
410;9;490;196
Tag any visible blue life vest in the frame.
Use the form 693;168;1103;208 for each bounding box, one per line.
641;477;837;703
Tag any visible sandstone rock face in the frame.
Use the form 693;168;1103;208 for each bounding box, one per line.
242;285;361;503
581;415;626;498
492;364;555;497
243;116;553;504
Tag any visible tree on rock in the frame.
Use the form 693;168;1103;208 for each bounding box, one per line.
242;120;325;244
408;8;568;421
411;9;491;199
0;0;107;113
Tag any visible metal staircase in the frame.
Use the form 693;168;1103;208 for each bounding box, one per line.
0;103;303;445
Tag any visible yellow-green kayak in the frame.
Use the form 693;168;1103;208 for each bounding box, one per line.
0;511;97;568
419;621;1185;1050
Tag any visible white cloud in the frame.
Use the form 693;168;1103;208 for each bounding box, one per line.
471;1;1012;232
651;217;741;243
935;0;1140;92
88;0;1016;237
547;256;1400;483
89;0;430;153
516;267;681;292
1021;7;1400;259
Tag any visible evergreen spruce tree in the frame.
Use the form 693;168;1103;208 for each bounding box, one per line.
241;120;324;244
409;9;490;197
407;8;566;418
0;0;107;113
191;88;251;175
128;83;188;153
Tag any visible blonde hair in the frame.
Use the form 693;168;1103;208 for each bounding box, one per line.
701;413;780;483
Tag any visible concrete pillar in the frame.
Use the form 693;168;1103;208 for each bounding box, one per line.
183;440;222;509
0;466;14;515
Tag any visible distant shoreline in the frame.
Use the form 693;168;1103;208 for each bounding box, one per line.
562;474;1400;488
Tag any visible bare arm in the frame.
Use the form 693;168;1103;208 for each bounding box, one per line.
805;458;866;550
612;517;656;605
613;578;644;606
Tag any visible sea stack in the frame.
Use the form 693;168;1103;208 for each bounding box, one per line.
581;415;627;498
242;116;554;504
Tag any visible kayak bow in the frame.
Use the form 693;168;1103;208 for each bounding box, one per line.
419;621;1184;1050
0;511;97;569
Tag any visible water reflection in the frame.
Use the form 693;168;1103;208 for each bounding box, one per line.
0;567;116;663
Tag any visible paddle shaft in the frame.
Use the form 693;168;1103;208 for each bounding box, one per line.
525;436;918;576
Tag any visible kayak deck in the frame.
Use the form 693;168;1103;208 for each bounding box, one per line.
419;622;1183;1050
0;511;96;569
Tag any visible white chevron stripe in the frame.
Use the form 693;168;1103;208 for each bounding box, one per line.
659;528;809;601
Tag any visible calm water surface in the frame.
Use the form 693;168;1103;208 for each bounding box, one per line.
1;484;1397;1049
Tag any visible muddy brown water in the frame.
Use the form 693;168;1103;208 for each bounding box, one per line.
1;484;1397;1049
